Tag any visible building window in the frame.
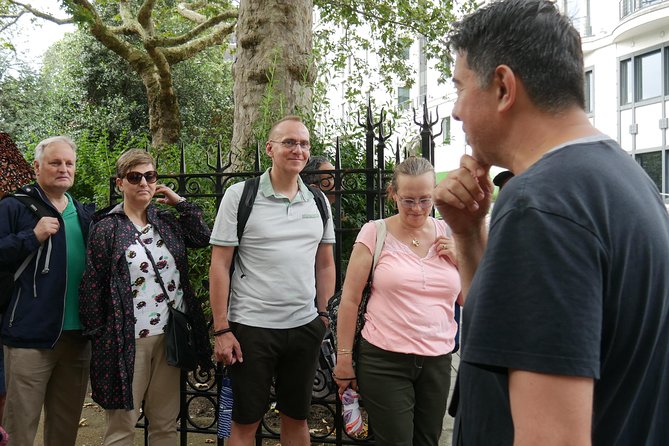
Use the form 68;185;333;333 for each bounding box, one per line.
398;86;410;110
620;59;632;106
636;151;662;192
562;0;591;37
634;50;662;102
584;70;594;113
664;47;669;95
442;117;451;144
401;45;410;60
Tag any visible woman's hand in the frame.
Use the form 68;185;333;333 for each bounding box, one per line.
436;236;458;266
155;184;183;206
333;357;358;397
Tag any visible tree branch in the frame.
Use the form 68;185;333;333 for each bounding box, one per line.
152;9;237;48
69;0;152;75
6;0;75;25
119;0;145;37
177;2;207;23
319;0;427;37
137;0;156;33
0;10;24;33
163;21;235;65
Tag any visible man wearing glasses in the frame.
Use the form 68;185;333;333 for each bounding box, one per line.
209;116;336;446
0;136;94;446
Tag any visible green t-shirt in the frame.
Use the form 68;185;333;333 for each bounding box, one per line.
62;193;86;330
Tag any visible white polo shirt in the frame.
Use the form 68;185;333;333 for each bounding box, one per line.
210;169;335;328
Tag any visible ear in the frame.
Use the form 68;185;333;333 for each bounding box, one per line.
33;159;40;176
494;64;517;113
266;141;274;158
387;185;397;200
115;177;124;193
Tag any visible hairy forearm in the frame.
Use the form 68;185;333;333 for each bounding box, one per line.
209;246;233;329
316;264;335;312
209;266;231;329
453;223;488;303
315;244;336;312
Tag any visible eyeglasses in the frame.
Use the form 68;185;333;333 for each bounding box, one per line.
124;170;158;185
269;139;311;150
397;196;433;209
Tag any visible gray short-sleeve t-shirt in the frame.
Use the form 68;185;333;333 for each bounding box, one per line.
210;169;335;328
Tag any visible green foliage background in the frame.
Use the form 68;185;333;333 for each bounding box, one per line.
0;0;470;313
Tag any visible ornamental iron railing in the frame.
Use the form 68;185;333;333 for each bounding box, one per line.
109;100;445;445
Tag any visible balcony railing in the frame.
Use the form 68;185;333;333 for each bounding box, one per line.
620;0;668;19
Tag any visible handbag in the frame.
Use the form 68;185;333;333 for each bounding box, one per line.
327;219;387;358
164;304;198;371
137;234;198;371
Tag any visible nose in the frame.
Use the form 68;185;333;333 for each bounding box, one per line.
451;106;461;122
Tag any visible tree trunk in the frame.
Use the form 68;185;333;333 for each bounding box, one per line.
140;68;181;148
231;0;314;170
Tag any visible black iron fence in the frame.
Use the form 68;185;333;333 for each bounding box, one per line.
109;101;444;445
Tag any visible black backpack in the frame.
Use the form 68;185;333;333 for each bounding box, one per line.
235;176;328;247
0;189;59;313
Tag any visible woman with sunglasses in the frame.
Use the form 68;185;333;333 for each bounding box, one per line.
79;149;212;445
333;156;462;446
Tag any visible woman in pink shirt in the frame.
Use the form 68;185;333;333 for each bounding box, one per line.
333;156;462;445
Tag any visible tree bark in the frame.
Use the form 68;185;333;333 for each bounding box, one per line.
231;0;314;169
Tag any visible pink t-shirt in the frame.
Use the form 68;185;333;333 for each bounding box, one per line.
358;218;461;356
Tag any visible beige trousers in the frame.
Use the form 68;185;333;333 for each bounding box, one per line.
3;331;91;446
104;334;181;446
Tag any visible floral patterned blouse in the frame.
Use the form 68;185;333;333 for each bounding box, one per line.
127;223;184;338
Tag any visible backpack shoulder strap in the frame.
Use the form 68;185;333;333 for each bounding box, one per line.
3;190;56;281
306;185;329;228
6;191;57;219
237;176;260;242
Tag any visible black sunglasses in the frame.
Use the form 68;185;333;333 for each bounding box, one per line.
124;170;158;185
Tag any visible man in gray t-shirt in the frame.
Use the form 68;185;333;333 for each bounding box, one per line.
209;115;335;446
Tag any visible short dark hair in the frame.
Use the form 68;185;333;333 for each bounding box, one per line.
301;156;331;186
449;0;584;112
116;149;155;178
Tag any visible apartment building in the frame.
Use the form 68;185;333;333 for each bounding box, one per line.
581;0;669;196
326;1;669;181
